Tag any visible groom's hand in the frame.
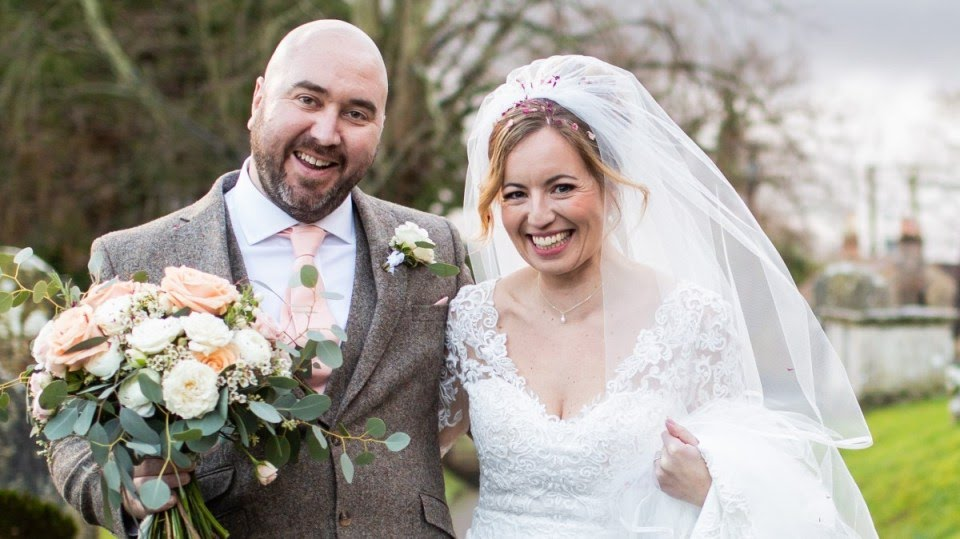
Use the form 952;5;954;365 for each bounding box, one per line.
121;457;195;519
654;418;711;507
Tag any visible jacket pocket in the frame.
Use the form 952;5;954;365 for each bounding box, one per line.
410;304;450;322
420;492;455;537
195;465;234;503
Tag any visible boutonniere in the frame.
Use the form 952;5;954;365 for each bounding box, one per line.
382;221;460;277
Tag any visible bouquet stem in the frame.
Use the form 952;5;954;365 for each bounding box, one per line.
142;481;229;539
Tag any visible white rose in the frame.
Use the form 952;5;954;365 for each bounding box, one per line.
255;462;278;486
393;221;430;249
85;339;124;378
162;360;220;420
118;369;160;417
231;329;272;369
94;295;134;336
181;312;233;354
127;317;182;354
412;245;436;264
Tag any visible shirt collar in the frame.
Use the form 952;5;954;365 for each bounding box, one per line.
233;157;356;245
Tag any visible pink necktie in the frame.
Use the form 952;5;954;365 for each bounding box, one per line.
279;224;339;393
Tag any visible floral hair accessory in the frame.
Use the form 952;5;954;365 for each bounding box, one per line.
383;221;460;277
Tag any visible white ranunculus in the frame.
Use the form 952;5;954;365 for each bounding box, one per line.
392;221;430;249
85;339;125;378
118;369;160;417
162;360;219;420
182;312;233;354
231;329;272;369
127;317;182;354
255;462;278;486
94;295;134;336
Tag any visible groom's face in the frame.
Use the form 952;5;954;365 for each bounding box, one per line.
248;29;387;222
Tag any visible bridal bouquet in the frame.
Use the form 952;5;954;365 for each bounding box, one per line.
0;248;409;538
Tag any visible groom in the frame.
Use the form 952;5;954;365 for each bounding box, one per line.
47;20;468;537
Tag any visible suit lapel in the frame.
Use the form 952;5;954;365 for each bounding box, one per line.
334;188;407;417
170;172;246;283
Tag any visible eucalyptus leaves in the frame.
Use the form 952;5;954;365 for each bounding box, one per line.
0;248;410;538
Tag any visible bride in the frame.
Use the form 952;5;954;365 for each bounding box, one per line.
439;55;877;537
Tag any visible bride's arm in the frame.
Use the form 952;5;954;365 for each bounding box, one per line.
437;295;472;456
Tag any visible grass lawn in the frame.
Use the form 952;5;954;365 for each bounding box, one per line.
843;395;960;538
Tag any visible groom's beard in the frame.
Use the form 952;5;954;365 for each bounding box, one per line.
250;123;373;223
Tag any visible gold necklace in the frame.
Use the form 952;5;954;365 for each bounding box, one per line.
536;274;601;324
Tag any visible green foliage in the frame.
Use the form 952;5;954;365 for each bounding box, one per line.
0;489;78;538
843;396;960;537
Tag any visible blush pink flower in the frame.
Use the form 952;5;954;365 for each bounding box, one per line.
44;305;110;377
81;280;147;309
160;266;239;315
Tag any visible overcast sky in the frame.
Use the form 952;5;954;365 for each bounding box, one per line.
726;1;960;262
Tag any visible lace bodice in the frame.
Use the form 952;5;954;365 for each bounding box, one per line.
439;280;747;537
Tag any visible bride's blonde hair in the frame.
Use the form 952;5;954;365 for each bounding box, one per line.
476;98;647;239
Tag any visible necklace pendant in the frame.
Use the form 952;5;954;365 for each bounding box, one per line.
560;313;566;324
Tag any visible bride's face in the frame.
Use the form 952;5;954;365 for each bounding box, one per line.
500;127;605;279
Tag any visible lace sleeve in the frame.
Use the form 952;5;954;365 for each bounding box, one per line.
438;290;473;455
684;290;747;412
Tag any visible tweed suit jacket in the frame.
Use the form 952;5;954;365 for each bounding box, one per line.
48;171;471;538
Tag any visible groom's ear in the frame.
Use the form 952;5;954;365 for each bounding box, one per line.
247;76;266;130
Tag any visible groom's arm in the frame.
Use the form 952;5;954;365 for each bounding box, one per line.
444;218;473;290
46;238;128;536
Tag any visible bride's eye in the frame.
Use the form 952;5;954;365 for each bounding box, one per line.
502;190;524;201
553;183;575;194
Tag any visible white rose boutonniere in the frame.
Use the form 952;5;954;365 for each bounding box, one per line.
383;221;460;277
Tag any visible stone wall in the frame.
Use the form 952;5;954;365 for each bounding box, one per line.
821;306;957;400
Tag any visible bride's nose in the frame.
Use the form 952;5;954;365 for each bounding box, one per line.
526;194;556;228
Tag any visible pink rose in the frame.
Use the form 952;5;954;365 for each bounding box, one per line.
28;371;53;421
160;266;240;315
45;305;110;377
81;280;144;309
252;310;281;342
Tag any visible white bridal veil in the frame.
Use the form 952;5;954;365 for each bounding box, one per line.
462;55;875;535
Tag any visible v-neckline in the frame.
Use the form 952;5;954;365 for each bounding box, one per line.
482;279;681;424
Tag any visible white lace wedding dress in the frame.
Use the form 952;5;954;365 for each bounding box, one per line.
440;280;866;538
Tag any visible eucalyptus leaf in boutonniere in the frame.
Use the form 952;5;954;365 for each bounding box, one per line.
383;221;460;277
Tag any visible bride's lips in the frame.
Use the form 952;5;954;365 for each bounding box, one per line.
529;230;573;256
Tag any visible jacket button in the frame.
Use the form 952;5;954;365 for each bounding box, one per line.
338;510;352;527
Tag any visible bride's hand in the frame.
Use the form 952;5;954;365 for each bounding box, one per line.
654;418;712;506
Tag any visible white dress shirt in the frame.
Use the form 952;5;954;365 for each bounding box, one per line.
224;158;356;330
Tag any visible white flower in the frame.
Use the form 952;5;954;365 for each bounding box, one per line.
85;339;124;378
393;221;430;248
128;317;183;354
31;320;55;369
231;329;272;369
384;250;405;274
181;312;233;354
384;221;438;272
412;244;436;264
28;370;54;421
118;369;161;417
94;295;134;336
255;462;278;485
162;360;220;419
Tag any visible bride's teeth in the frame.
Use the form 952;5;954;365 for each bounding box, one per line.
532;232;570;248
296;152;331;167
